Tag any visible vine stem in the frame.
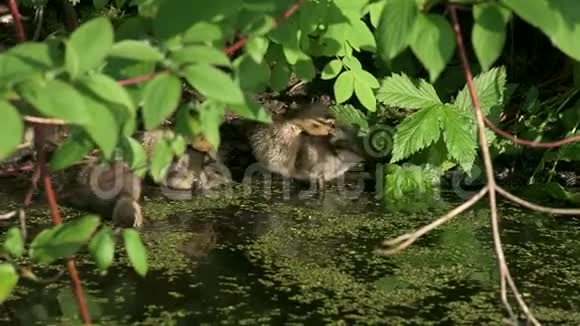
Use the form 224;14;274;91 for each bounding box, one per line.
8;1;93;324
448;5;539;325
118;0;306;86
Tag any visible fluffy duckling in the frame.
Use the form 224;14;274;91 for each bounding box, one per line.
58;159;143;228
248;103;364;190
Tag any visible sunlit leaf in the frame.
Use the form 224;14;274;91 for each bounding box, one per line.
334;70;355;104
377;73;442;109
348;19;377;52
121;136;148;177
2;227;24;259
0;101;23;160
81;94;121;158
109;40;164;62
0;264;18;303
183;64;245;105
391;105;444;162
89;227;115;272
354;78;377;111
321;59;343;80
49;128;94;172
142;73;182;130
123;229;148;277
375;0;418;60
440;105;477;172
80;73;135;113
149;138;173;183
246;36;270;63
454;66;507;114
65;17;114;78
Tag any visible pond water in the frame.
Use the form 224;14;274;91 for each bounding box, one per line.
1;178;580;325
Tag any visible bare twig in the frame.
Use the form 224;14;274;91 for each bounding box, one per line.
496;186;580;216
382;187;488;255
24;116;66;125
449;5;539;324
0;210;17;220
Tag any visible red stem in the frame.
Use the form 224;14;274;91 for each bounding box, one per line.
484;116;580;148
8;0;25;42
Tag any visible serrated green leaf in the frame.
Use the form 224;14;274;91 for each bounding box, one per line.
501;0;580;61
270;63;291;91
0;264;18;303
334;71;355;104
454;66;507;114
410;13;455;82
377;73;442;109
109;40;164;62
330;104;369;132
321;59;343;80
123;229;148;277
142;73;182;130
0;101;23;160
3;227;24;259
30;215;101;264
18;79;90;125
183;64;245;105
376;0;418;60
348;19;377;52
354;78;377;111
49;129;94;172
88;227;115;272
246;36;270;64
391;105;443;162
65;17;114;78
170;45;231;67
235;55;270;92
149;138;173;183
353;69;380;88
472;3;510;71
441;105;477;172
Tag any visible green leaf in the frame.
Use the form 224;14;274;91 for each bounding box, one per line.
294;55;316;81
3;227;24;259
472;3;510;71
334;71;355;104
375;0;418;60
440;105;477;172
391;105;444;162
49;129;94;172
183;64;245;105
170;45;231;67
330;104;369;133
142;73;182;130
198;101;225;150
30;215;101;264
80;73;135;112
121;136;148;177
182;22;225;43
149;138;173;183
228;96;272;123
353;69;380;88
88;227;115;272
109;40;164;62
0;264;18;303
348;19;377;52
65;17;114;78
246;36;270;63
235;55;270;92
270;63;291;91
93;0;109;10
410;13;455;82
368;0;386;28
0;42;61;85
321;59;343;80
354;78;377;111
123;229;148;277
81;94;120;158
0;101;23;160
454;66;507;114
342;55;362;70
18;79;90;125
501;0;580;61
377;73;442;109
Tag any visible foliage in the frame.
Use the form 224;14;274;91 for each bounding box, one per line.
383;163;445;213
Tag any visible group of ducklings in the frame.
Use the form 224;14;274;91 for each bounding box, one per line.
52;102;366;228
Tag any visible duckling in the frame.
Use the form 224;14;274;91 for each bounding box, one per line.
58;159;143;228
248;103;364;191
139;129;230;194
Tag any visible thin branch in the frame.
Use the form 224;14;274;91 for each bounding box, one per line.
449;5;539;324
0;210;17;220
8;0;25;42
381;186;488;255
117;71;162;86
484;116;580;148
496;186;580;216
24;116;66;125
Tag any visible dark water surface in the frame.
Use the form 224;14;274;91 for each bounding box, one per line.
1;179;580;325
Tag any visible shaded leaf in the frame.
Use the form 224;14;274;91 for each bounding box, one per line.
0;101;23;160
65;17;114;77
120;136;147;177
376;0;418;60
270;63;291;91
472;3;510;71
3;227;24;259
441;105;477;172
454;66;507;114
170;45;231;67
183;64;244;105
149;138;173;183
80;73;135;112
49;129;94;172
109;40;164;62
88;227;115;272
391;105;444;162
142;73;182;130
123;229;148;277
81;94;120;158
246;36;270;63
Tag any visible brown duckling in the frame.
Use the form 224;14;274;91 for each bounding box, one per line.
58;159;143;228
248;103;364;190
